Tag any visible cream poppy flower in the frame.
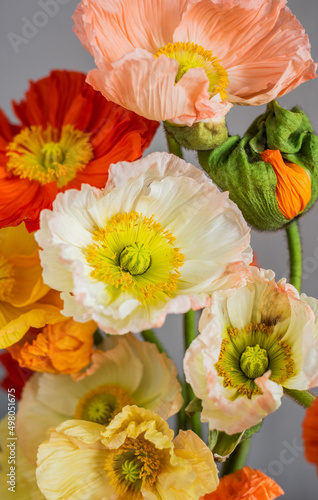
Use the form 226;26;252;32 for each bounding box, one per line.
184;266;318;434
36;406;219;499
16;334;182;464
35;152;251;334
73;0;316;125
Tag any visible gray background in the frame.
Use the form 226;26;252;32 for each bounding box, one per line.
0;0;317;497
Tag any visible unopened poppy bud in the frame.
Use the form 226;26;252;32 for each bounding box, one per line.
164;119;228;151
198;101;318;230
260;149;311;220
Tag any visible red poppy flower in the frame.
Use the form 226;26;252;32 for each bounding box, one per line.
0;70;158;231
303;397;318;475
0;350;32;399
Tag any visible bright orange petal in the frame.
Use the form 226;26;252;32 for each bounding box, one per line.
8;318;96;374
261;149;311;220
202;467;284;500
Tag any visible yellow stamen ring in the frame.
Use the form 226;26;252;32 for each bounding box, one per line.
6;124;94;187
74;384;135;426
85;211;184;305
105;434;166;498
154;42;229;99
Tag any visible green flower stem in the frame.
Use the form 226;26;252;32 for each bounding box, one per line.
165;130;183;159
286;220;302;293
284;388;316;408
141;329;187;431
141;329;165;354
221;438;251;477
93;329;104;347
183;310;202;438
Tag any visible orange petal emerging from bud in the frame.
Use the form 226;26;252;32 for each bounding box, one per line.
261;149;311;220
7;319;96;374
201;467;284;499
302;397;318;475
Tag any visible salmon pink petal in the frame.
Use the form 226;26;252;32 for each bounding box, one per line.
174;0;317;104
87;50;231;125
73;0;190;65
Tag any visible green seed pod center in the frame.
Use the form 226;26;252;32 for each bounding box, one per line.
240;344;269;379
122;459;142;483
119;243;151;275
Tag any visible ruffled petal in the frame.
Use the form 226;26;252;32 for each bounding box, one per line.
87;50;231;125
73;0;191;64
174;0;317;104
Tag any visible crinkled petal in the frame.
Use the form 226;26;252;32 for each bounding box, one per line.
87;50;231;125
73;0;190;64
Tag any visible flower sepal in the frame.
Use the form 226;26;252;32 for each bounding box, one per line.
185;397;203;416
208;422;262;461
164;119;228;151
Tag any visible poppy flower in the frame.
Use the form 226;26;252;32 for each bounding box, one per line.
184;266;318;434
36;406;218;499
201;466;284;499
0;70;158;231
35;152;252;335
73;0;316;126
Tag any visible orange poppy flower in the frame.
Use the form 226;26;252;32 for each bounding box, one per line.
7;316;96;375
303;397;318;475
201;467;284;500
0;70;158;231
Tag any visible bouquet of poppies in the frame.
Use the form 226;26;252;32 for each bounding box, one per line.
0;1;318;499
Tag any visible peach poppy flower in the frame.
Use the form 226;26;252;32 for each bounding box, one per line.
0;70;158;231
302;397;318;475
201;466;284;500
73;0;316;126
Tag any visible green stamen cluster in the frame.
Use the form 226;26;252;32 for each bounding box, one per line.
122;459;142;483
240;344;269;379
119;243;151;275
215;322;296;399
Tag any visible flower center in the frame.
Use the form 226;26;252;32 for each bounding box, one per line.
6;124;94;187
74;384;135;426
215;322;296;399
85;211;184;305
0;253;15;301
105;434;165;499
154;42;229;99
119;243;152;275
240;344;269;379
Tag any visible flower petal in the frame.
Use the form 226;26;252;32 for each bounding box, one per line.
73;0;190;64
87;50;231;125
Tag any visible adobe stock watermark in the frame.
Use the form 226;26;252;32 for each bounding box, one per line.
262;439;304;478
7;0;74;54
